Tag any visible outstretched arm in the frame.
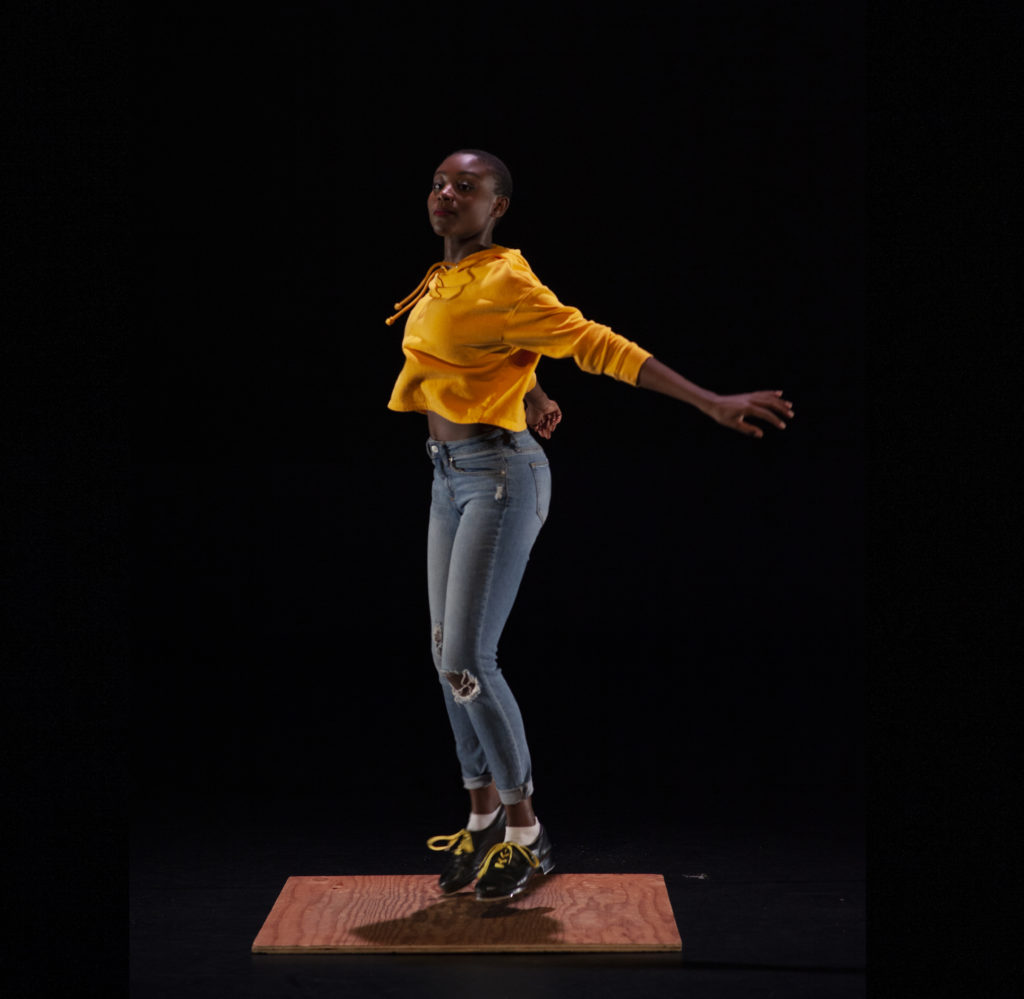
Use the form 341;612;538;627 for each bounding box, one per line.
636;357;793;438
524;382;562;439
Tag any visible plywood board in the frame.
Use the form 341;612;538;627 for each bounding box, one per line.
252;873;682;953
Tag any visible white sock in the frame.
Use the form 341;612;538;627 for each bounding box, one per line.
504;820;541;846
466;805;502;832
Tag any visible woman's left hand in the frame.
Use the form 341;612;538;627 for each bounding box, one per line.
526;396;563;439
707;390;794;438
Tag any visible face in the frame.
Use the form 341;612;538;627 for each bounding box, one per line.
427;153;509;240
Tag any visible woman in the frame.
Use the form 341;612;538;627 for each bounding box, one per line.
385;149;793;901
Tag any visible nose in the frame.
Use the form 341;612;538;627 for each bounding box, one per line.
437;183;455;202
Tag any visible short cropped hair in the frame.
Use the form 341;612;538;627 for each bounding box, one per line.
451;149;514;199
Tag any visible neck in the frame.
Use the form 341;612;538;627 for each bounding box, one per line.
443;235;495;265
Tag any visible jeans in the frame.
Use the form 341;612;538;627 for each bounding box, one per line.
425;428;551;806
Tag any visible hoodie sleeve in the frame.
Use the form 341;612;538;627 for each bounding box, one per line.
502;285;652;385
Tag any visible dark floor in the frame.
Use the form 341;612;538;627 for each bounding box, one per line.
130;787;864;998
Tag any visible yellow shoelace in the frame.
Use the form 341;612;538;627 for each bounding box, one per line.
476;841;540;879
426;829;474;856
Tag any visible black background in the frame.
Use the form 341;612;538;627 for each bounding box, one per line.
131;0;864;819
12;1;1024;994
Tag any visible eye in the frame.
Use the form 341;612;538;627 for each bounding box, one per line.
457;182;474;192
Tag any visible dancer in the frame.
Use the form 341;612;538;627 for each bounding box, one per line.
385;149;793;901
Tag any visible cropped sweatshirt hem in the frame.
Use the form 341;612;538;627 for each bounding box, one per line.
386;245;652;432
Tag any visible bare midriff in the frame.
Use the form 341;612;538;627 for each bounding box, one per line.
426;411;502;442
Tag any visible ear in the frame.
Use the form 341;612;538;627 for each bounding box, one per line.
491;196;510;219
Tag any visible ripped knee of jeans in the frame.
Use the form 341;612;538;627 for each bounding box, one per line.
444;669;481;705
432;623;444;664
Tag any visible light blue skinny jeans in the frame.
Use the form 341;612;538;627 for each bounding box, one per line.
426;428;551;806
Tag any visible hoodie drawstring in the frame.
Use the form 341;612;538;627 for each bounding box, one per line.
385;262;447;326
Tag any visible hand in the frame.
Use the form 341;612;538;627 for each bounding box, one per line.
525;396;563;439
707;390;794;438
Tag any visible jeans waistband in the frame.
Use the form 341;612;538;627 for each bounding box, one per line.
425;428;537;461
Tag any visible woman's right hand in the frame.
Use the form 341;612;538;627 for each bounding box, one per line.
525;395;562;439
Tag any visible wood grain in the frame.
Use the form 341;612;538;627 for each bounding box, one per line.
252;873;682;953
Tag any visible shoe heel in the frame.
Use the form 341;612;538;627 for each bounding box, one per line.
539;856;556;875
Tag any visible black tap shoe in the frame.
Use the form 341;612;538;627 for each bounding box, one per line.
474;825;555;901
426;807;507;894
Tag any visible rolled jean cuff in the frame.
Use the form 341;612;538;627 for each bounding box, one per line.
462;774;494;791
497;779;534;806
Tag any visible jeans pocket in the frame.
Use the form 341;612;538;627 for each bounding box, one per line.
449;454;508;478
530;460;551;524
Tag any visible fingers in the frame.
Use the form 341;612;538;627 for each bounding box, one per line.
765;390;795;417
714;390;794;438
735;400;793;437
735;415;764;439
750;391;794;431
739;409;785;434
530;412;560;438
753;404;788;430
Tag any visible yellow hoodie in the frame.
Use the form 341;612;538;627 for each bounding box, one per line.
386;246;652;432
